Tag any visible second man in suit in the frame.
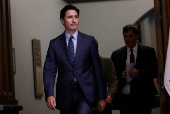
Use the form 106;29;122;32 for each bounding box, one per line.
111;24;158;114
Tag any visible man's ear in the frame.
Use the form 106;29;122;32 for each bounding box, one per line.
61;18;64;25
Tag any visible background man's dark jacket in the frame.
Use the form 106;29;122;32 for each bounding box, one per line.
111;43;158;109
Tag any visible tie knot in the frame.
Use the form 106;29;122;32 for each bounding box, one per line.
130;49;133;53
70;36;74;40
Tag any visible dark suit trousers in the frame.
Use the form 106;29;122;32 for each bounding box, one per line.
91;104;112;114
119;94;152;114
60;83;92;114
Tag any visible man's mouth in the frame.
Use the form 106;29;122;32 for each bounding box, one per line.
126;42;130;44
71;24;77;26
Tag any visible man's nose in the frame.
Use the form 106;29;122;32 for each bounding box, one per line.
72;17;76;22
126;37;130;40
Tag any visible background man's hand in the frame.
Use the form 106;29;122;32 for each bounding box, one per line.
105;96;112;104
98;99;106;112
47;96;56;110
122;68;127;79
128;68;139;78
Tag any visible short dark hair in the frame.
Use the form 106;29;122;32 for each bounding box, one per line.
60;4;79;19
123;24;139;35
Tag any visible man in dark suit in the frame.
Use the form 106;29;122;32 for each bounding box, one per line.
43;5;106;114
111;24;158;114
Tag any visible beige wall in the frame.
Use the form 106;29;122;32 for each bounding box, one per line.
10;0;66;114
73;0;154;57
10;0;157;114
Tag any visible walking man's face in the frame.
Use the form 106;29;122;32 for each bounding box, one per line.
123;30;139;48
61;10;79;34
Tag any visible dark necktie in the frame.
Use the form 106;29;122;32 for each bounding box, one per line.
130;49;135;66
68;36;74;64
68;36;77;82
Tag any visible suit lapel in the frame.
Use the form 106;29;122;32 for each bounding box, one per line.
121;46;127;67
74;31;84;66
122;46;127;63
59;32;73;65
136;43;142;68
120;46;127;86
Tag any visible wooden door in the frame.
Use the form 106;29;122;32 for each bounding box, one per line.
0;0;22;113
0;0;15;105
154;0;170;114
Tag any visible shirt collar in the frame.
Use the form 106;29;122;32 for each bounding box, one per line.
65;30;78;41
127;43;138;52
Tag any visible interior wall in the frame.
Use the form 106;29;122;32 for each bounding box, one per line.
10;0;155;114
10;0;66;114
140;10;157;53
73;0;154;57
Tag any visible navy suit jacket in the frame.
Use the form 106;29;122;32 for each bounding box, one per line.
43;31;106;110
111;43;158;108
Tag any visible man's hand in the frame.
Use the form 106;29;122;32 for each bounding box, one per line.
122;68;127;79
128;68;139;79
47;96;56;110
98;99;106;112
105;96;112;104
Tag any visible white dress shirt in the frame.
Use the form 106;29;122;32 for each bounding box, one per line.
122;43;138;95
